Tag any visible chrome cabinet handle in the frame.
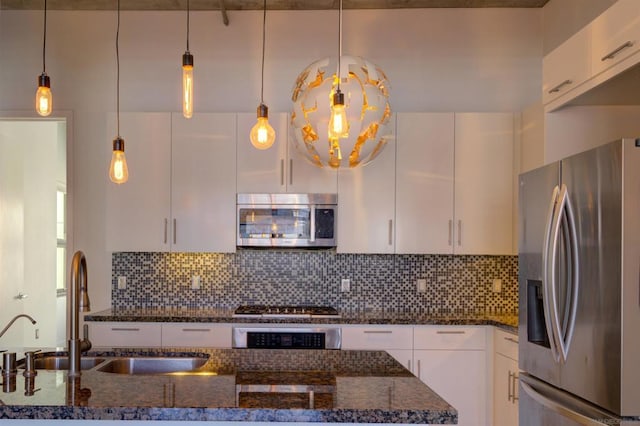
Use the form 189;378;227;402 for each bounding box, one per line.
448;219;452;246
504;336;519;344
388;219;393;245
407;359;411;372
548;79;572;94
457;220;462;246
289;159;294;186
280;159;285;186
417;359;421;379
508;371;514;402
436;330;466;335
601;41;634;61
182;328;210;332
164;218;168;244
173;218;177;245
14;293;28;300
513;372;519;402
111;327;140;332
363;330;393;334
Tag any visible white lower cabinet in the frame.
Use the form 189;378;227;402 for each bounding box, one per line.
493;328;519;426
341;325;413;370
89;322;162;347
161;323;232;348
413;326;487;426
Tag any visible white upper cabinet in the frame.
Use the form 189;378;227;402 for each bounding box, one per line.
454;113;514;255
395;113;455;254
236;112;337;194
171;113;236;253
591;0;640;76
106;112;172;252
337;124;396;254
106;112;237;253
542;25;592;106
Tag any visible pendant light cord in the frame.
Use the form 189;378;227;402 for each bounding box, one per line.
186;0;190;51
337;0;342;91
260;0;266;104
42;0;47;73
116;0;121;138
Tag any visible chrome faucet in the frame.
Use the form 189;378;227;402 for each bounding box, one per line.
68;251;91;377
0;314;37;340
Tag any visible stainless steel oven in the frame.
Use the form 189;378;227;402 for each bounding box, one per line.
237;193;337;248
232;326;342;350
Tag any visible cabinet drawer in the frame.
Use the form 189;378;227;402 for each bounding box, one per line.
341;326;413;350
494;328;518;361
161;323;232;348
414;326;486;350
591;0;640;76
89;322;162;347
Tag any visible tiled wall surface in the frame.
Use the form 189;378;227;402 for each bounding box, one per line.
111;250;518;314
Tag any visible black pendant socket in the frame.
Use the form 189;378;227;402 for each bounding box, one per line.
38;73;51;88
333;90;345;106
257;103;269;119
183;52;194;67
113;137;125;152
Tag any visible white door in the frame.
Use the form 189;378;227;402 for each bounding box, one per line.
395;113;455;254
454;113;514;255
171;113;236;252
106;112;172;252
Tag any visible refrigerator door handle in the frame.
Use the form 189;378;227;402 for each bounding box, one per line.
520;380;611;426
559;185;580;363
542;185;562;363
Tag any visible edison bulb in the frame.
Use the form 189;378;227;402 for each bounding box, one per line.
328;89;349;139
35;74;52;116
250;104;276;150
182;52;194;119
109;137;129;184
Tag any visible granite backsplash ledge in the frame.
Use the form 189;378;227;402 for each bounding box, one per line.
111;250;518;315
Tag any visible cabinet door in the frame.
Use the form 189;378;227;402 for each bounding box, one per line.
341;325;413;350
171;113;236;252
236;112;288;193
414;349;487;426
161;323;232;348
337;126;396;254
542;25;591;106
395;113;454;254
454;113;514;255
89;322;162;347
591;0;640;77
106;113;171;252
494;353;519;426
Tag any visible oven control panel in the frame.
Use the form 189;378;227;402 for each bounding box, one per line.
247;332;325;349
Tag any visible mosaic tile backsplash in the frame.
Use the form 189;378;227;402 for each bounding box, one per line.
111;251;518;315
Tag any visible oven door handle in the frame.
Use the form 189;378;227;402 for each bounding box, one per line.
310;204;316;243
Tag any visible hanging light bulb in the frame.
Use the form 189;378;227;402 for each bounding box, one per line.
35;0;52;116
250;104;276;149
109;137;129;184
109;0;129;185
249;0;276;150
328;88;349;139
182;0;194;118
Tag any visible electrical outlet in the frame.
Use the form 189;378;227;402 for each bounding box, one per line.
341;278;351;293
492;279;502;293
417;279;427;293
117;276;127;290
191;275;201;290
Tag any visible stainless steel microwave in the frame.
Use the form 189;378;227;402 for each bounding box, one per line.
237;193;337;248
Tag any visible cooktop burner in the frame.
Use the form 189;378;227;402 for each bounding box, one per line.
233;305;340;319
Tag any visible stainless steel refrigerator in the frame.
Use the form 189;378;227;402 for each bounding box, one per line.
518;138;640;425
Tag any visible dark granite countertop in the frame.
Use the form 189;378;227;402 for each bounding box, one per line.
0;349;456;423
84;308;518;333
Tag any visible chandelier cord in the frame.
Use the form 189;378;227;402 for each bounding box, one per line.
260;0;266;104
337;0;342;91
186;0;190;51
42;0;47;74
116;0;121;138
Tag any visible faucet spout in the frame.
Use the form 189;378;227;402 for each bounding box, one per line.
68;251;91;377
0;315;37;340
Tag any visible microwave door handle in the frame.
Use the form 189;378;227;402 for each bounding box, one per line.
310;205;316;243
543;185;562;363
558;185;580;362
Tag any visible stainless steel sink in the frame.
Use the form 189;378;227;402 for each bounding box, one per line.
33;356;106;370
96;357;208;375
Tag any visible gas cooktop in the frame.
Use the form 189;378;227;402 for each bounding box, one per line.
233;305;341;319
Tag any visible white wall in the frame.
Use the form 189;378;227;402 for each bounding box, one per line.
0;8;542;313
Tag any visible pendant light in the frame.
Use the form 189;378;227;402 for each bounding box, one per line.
35;0;52;116
109;0;129;185
249;0;276;150
327;0;348;143
182;0;194;119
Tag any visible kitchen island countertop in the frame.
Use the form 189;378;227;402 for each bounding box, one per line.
0;348;456;423
85;308;517;333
